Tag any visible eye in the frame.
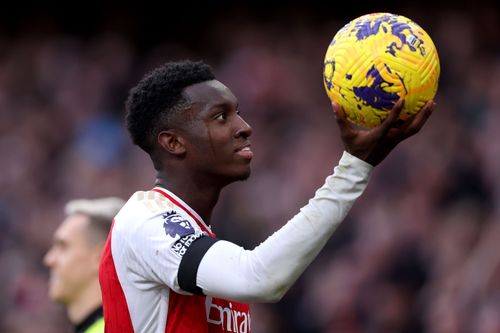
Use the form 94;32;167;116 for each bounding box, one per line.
214;112;227;121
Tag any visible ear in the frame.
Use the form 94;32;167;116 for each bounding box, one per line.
158;130;186;155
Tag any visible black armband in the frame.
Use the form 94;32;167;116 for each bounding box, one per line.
178;236;219;295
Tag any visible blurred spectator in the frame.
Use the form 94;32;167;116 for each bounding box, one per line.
43;197;125;333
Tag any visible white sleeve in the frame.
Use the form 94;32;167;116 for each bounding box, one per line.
196;151;373;303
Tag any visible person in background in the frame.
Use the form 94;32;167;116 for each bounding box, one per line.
44;197;125;333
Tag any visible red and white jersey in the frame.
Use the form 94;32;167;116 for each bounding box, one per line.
99;152;373;332
99;187;251;333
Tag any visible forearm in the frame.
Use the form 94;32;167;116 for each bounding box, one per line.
195;152;373;302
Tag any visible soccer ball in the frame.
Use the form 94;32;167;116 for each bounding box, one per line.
323;13;440;128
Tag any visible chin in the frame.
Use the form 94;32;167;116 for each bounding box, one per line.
48;282;66;303
49;289;62;302
226;168;251;184
237;167;251;181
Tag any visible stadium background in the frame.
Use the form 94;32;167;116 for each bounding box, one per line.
0;1;499;332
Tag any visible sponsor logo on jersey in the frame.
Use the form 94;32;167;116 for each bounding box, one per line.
171;232;207;257
207;300;251;333
162;210;194;238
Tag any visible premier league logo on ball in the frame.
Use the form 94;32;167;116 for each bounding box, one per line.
162;210;194;238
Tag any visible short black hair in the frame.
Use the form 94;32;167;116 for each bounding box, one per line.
125;60;216;153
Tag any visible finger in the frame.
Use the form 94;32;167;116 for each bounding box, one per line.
402;100;435;138
373;99;404;137
332;101;354;137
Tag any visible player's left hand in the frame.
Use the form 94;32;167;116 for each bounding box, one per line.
333;99;435;166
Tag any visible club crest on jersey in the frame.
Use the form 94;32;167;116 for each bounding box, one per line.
162;210;194;238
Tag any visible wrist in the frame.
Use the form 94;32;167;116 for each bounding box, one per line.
342;151;375;170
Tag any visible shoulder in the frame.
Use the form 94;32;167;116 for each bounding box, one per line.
113;190;203;244
121;190;177;215
114;190;176;228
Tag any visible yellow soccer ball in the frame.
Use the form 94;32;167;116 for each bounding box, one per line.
323;13;440;128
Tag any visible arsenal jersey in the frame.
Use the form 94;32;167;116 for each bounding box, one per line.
99;187;251;333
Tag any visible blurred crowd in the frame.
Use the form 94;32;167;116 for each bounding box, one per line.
0;4;499;333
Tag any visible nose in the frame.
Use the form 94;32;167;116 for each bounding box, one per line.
235;115;252;139
44;249;55;268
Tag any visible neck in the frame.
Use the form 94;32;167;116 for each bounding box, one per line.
156;172;223;225
67;279;102;325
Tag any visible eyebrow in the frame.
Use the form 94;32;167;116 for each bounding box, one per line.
52;236;66;246
209;100;239;110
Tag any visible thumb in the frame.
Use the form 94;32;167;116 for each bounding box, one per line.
332;101;353;137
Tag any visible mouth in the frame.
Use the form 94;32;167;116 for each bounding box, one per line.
48;274;59;284
235;144;254;160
